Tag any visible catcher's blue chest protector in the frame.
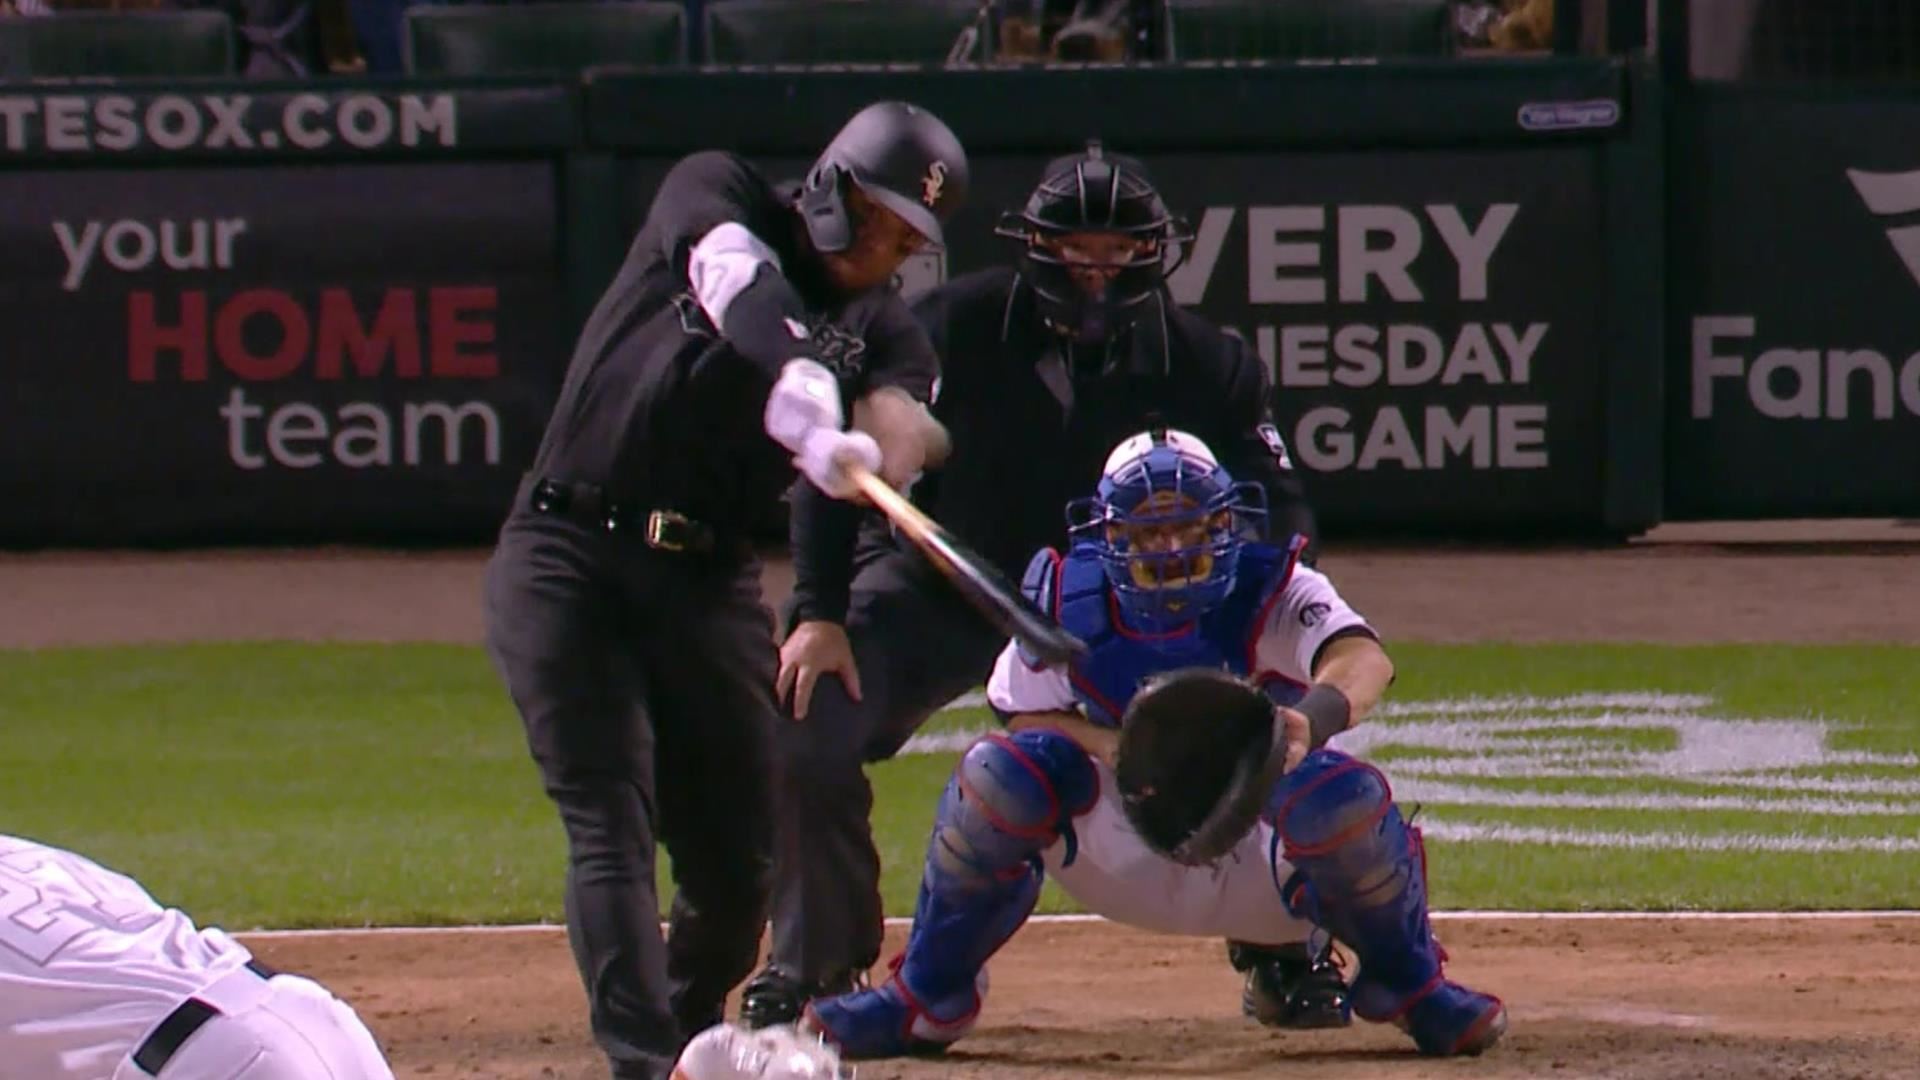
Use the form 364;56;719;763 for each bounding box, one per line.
1022;536;1311;727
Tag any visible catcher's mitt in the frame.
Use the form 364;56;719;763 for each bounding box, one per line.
1114;668;1289;867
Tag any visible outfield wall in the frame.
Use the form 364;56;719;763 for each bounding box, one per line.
0;60;1911;547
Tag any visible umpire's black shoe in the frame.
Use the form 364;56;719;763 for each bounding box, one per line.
1229;939;1353;1029
739;964;866;1030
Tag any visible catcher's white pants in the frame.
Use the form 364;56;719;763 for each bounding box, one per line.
1041;759;1316;946
108;967;395;1080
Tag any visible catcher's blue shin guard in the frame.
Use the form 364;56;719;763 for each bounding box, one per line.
1267;750;1507;1057
805;729;1096;1060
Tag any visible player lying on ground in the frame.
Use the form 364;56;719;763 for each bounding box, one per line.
0;832;395;1080
801;429;1508;1059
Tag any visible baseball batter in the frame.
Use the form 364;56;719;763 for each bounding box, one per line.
483;100;964;1080
804;430;1507;1060
0;833;393;1079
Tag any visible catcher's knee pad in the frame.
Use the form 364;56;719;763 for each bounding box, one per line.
1267;751;1445;1017
928;729;1098;890
1267;750;1395;870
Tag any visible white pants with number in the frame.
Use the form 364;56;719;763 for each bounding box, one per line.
1041;759;1315;945
108;967;395;1080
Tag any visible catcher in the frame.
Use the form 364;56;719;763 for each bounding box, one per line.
802;428;1507;1059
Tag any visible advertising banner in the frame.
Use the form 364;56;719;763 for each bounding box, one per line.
1671;94;1920;518
0;85;575;161
0;162;563;545
622;146;1608;530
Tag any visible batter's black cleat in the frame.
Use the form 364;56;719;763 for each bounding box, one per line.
739;964;866;1030
1228;939;1353;1030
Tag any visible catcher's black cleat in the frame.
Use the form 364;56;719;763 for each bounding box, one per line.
1229;939;1353;1029
739;964;867;1030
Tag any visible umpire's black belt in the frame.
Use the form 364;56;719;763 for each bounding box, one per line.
132;959;278;1076
524;476;720;554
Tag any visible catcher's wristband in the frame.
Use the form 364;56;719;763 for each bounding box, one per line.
1296;684;1352;750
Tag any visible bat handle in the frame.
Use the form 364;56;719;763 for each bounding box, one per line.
844;460;890;502
844;461;918;524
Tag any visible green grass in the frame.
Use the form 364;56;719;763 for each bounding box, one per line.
0;644;560;928
1;642;1916;929
1432;844;1920;911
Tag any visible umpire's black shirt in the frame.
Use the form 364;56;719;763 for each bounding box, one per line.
788;266;1318;623
523;151;936;537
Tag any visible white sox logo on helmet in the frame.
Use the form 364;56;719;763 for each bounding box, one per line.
921;161;948;208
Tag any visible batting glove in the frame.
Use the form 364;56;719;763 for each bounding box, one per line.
764;358;843;455
795;427;881;501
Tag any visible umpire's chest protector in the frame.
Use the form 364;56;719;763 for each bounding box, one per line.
1022;542;1307;727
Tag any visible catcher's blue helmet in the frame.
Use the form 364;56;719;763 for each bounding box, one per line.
1068;429;1268;630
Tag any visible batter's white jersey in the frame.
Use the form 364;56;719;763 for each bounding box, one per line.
0;834;393;1080
984;563;1374;944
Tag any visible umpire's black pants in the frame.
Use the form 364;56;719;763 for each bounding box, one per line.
767;546;1008;984
483;513;777;1080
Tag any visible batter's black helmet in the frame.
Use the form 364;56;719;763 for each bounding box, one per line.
995;140;1194;344
797;101;969;254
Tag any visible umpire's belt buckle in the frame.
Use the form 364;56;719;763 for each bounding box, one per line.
645;509;691;551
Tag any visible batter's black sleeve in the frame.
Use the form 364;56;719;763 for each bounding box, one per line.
787;480;860;628
786;296;942;631
647;151;815;381
1213;333;1321;561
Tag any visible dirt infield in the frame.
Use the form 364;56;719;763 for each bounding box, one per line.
9;520;1920;1079
244;916;1920;1080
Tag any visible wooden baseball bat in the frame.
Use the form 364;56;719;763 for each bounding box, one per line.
845;463;1088;665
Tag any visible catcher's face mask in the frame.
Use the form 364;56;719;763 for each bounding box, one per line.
1107;491;1229;591
1068;429;1267;631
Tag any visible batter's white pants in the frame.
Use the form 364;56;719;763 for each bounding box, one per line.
110;966;395;1080
1041;759;1316;945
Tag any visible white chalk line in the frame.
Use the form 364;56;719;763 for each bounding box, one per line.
1391;760;1920;794
1395;779;1920;817
906;722;1920;807
1373;693;1717;718
1420;821;1920;853
931;690;1714;718
235;909;1920;941
1389;759;1920;791
898;730;987;754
